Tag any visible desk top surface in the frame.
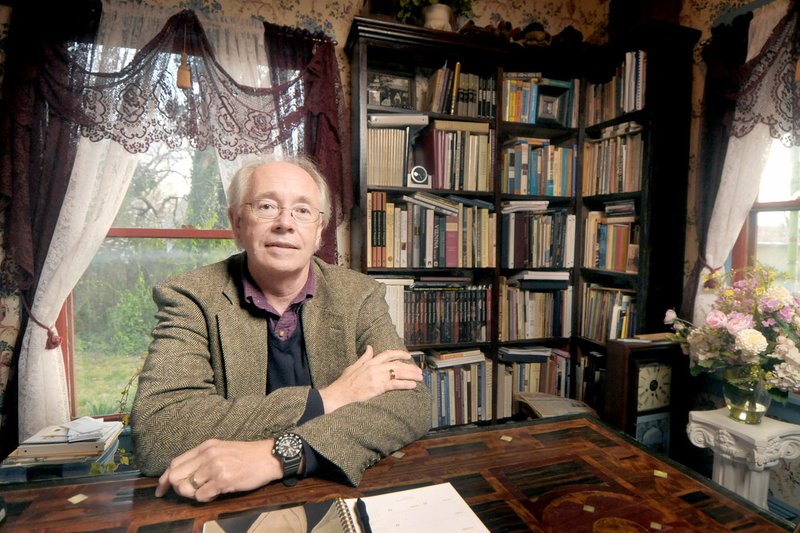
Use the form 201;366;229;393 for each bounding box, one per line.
2;415;794;532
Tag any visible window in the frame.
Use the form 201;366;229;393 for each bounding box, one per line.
64;143;239;417
733;140;800;292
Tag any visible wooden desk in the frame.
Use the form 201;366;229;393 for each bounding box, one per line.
1;415;794;532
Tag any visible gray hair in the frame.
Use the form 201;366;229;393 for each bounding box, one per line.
227;154;332;229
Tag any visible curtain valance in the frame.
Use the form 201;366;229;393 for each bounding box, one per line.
45;9;325;160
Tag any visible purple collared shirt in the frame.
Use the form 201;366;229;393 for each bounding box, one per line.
242;266;316;336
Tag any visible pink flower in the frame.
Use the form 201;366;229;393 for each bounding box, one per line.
726;312;754;335
664;309;676;325
705;309;727;328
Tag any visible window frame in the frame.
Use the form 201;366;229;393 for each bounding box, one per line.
731;198;800;271
61;226;234;419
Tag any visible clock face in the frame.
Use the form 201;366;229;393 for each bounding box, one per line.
637;362;672;412
410;165;428;184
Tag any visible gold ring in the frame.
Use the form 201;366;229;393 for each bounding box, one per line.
389;368;396;380
190;473;202;490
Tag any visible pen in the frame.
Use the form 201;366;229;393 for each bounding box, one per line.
354;497;372;533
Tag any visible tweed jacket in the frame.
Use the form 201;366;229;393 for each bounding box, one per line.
130;254;432;485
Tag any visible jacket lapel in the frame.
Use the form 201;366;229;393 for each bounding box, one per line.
303;267;349;387
217;277;269;397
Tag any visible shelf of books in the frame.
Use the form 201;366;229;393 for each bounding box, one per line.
490;67;580;426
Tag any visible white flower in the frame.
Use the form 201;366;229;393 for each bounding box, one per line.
664;309;676;325
765;285;794;307
768;361;800;390
734;328;767;362
775;336;800;366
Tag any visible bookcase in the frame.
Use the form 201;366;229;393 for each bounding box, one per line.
346;17;699;429
572;22;700;411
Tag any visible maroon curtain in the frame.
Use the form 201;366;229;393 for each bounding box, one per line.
0;0;101;293
0;0;101;456
264;22;352;264
681;13;751;318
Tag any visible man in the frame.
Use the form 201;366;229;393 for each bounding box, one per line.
131;155;431;502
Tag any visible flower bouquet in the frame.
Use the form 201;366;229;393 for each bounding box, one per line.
665;265;800;423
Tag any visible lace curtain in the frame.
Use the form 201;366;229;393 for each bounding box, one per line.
1;1;348;441
691;0;798;323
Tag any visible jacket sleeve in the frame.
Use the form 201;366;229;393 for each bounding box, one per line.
294;273;433;486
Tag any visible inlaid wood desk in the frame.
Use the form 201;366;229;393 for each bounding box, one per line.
1;415;795;532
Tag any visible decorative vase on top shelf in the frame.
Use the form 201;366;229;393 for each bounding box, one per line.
721;365;772;424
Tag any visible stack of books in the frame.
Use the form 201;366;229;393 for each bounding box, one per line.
1;417;124;482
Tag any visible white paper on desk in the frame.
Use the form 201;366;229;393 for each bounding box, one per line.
345;482;489;533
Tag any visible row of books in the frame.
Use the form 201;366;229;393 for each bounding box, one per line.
423;60;496;118
498;346;573;416
586;50;647;126
414;120;494;192
500;209;575;269
376;279;491;346
574;350;606;407
421;345;573;427
582;121;644;196
501;138;576;197
581;285;638;343
367;191;496;269
422;349;493;428
583;210;640;273
365;118;495;192
498;277;573;341
366;125;413;187
501;72;578;128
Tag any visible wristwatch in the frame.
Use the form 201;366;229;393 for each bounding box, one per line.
273;432;303;486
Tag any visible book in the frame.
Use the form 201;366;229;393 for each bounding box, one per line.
0;439;121;482
17;420;124;457
203;482;488;533
368;113;429;127
515;391;597;418
427;350;486;369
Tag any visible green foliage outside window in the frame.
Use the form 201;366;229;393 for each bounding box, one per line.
73;146;238;416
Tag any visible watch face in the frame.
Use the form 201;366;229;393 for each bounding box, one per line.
637;362;672;412
274;433;303;459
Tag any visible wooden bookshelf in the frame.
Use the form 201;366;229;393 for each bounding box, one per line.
346;17;700;429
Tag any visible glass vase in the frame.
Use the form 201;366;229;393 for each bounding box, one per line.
722;365;771;424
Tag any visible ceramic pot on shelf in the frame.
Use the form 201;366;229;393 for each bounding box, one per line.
423;4;454;31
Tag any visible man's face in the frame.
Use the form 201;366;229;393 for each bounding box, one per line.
230;162;324;283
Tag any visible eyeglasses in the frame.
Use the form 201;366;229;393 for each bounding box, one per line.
243;199;323;224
